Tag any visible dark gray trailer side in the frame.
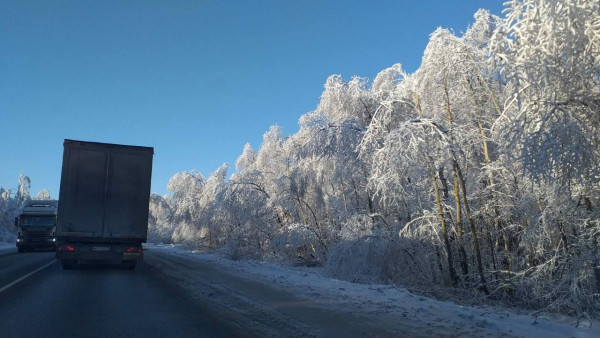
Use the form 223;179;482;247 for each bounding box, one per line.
55;139;153;269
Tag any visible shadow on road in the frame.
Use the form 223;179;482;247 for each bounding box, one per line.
60;261;138;271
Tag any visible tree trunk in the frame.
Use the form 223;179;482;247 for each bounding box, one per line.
452;164;469;277
443;74;469;278
468;79;512;278
455;162;489;294
431;163;458;286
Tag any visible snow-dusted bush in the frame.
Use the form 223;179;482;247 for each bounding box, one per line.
338;214;375;241
383;211;449;287
501;183;600;315
325;234;390;283
217;232;265;261
325;215;393;283
270;223;327;266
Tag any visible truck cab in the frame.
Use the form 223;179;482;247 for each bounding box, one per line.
15;200;58;252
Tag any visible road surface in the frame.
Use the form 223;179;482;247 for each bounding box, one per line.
2;246;592;338
0;248;236;337
0;245;407;337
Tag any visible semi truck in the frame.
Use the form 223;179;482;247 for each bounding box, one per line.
15;200;58;252
55;139;153;269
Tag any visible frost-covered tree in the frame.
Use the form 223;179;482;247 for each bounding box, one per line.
492;0;600;186
311;74;377;220
35;189;51;200
16;173;31;207
1;175;53;242
197;163;229;248
235;143;256;174
168;170;205;246
319;74;377;126
253;125;297;225
0;187;18;243
488;0;600;314
148;193;173;243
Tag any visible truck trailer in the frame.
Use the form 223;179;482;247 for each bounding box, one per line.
15;200;58;252
55;139;153;269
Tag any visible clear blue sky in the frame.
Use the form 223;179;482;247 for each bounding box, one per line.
0;0;504;197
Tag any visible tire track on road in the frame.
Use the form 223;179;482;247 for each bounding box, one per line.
146;250;316;338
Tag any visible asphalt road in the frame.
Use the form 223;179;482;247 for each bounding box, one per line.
0;248;236;338
0;246;424;338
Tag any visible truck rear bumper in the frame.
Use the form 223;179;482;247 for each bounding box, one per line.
56;251;143;261
56;244;143;261
17;238;56;249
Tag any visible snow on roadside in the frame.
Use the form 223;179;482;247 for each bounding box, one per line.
0;242;15;252
146;243;600;338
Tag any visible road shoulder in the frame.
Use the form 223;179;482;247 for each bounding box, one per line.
145;244;600;338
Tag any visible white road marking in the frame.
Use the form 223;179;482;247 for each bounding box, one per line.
0;259;57;294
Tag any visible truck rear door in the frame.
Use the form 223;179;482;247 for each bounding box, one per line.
103;150;152;239
59;147;107;236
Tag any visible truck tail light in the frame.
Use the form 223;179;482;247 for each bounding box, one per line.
58;245;75;252
125;246;142;253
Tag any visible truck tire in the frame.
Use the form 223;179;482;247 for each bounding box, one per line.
18;247;25;253
61;260;77;270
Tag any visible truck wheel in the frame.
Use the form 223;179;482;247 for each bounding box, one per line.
122;261;136;270
61;260;77;270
